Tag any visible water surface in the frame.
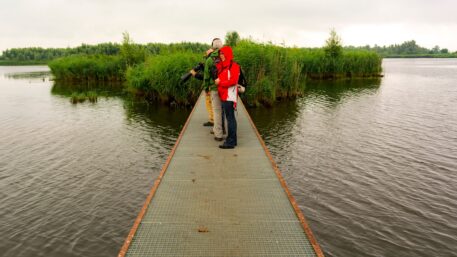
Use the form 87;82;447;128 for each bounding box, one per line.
0;66;190;257
250;59;457;257
1;60;456;257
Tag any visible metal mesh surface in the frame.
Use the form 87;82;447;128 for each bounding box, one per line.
125;95;318;257
127;222;316;257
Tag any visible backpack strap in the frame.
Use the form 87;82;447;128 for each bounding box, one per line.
229;60;236;69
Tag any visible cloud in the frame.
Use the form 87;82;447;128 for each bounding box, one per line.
1;0;456;51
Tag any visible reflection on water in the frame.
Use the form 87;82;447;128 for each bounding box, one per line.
248;78;382;170
304;78;381;103
51;81;125;98
4;70;51;80
1;61;457;257
249;60;457;257
0;66;189;257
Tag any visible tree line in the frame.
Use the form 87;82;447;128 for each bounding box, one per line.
345;40;457;57
1;36;455;64
0;41;209;64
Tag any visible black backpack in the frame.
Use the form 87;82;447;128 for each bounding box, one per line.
230;61;248;93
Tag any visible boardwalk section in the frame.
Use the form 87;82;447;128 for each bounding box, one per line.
119;93;324;257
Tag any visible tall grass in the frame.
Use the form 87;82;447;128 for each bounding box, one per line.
49;39;383;106
49;39;209;82
126;52;203;105
234;40;306;105
233;40;382;105
49;55;124;81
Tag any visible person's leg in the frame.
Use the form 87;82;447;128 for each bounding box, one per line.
221;101;237;148
210;91;223;139
221;108;226;135
203;92;214;126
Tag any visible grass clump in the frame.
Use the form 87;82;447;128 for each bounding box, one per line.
69;91;98;104
70;92;87;104
234;40;307;106
49;55;124;81
126;52;203;105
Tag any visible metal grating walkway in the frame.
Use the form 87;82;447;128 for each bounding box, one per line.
118;92;324;257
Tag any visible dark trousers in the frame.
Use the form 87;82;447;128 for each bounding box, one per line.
221;101;237;147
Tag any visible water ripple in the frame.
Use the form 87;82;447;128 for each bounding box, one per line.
252;59;457;257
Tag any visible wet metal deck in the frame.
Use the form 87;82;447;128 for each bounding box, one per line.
118;92;324;257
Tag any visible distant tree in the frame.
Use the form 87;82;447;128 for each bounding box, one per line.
440;48;449;54
120;32;147;67
324;28;342;58
225;31;240;47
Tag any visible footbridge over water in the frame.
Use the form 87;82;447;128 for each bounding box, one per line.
118;92;325;257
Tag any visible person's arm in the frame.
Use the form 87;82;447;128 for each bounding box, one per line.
190;69;203;80
202;57;214;86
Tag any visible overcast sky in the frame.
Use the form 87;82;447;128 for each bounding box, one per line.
1;0;456;52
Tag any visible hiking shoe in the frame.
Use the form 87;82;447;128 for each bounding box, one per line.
203;122;214;127
214;137;223;141
219;144;235;149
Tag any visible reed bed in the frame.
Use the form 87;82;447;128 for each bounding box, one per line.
50;40;382;106
49;55;125;81
126;52;203;105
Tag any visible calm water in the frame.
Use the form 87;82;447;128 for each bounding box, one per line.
0;66;190;257
250;59;457;257
1;59;456;257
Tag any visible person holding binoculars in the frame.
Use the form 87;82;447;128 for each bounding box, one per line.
190;38;225;141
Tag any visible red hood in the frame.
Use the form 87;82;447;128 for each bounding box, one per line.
220;46;233;67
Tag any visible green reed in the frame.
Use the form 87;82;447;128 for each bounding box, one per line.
233;40;382;105
70;91;99;104
49;55;125;81
125;52;203;105
50;39;382;106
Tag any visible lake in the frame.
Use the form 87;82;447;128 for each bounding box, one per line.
0;59;456;257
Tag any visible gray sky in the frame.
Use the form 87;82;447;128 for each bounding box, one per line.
1;0;456;52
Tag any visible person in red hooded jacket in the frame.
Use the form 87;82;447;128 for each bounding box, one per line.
215;46;240;149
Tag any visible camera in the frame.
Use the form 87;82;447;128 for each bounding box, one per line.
180;55;220;84
180;62;204;84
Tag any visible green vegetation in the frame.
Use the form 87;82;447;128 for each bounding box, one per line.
125;52;203;105
0;60;48;65
125;31;381;106
69;91;98;104
0;40;208;65
346;40;457;58
49;55;125;81
52;81;124;104
0;43;121;64
324;29;343;59
225;31;240;47
231;38;381;105
2;35;455;66
19;31;383;106
120;32;147;68
47;33;209;83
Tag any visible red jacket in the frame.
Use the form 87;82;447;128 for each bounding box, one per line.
216;46;240;103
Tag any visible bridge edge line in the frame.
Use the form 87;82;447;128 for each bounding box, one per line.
117;92;203;257
240;100;326;257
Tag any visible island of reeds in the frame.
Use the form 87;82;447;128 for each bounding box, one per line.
2;31;389;106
